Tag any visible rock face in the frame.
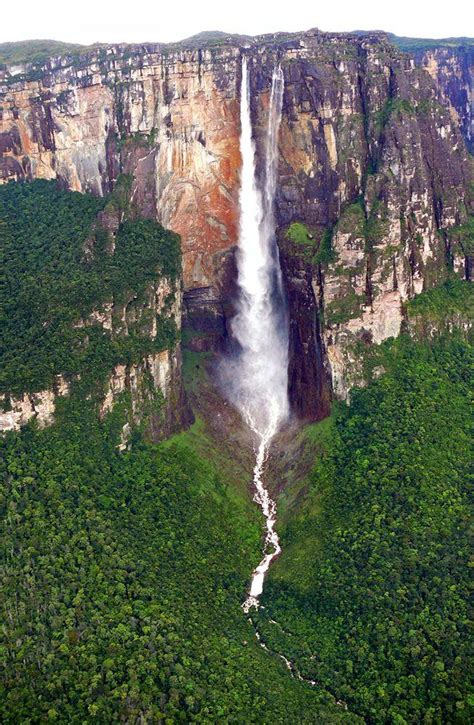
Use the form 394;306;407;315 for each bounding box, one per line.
250;34;472;408
92;275;191;441
0;43;241;337
1;30;472;419
95;274;191;440
0;275;190;438
0;377;69;432
414;45;473;153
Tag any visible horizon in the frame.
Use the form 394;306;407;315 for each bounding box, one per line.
1;28;474;48
1;0;472;46
0;27;472;63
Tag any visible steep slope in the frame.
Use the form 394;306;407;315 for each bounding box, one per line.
390;37;473;151
250;38;472;407
0;28;472;725
0;179;189;437
1;29;472;419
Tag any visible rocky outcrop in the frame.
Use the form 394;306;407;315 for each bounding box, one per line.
0;376;69;432
94;276;191;440
1;30;472;418
100;346;189;444
0;275;190;438
0;43;241;301
250;35;472;405
414;45;473;153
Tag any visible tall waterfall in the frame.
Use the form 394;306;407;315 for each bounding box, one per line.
227;56;289;611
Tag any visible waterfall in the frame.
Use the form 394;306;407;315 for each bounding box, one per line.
225;56;288;611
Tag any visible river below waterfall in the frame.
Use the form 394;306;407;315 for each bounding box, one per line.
220;56;289;610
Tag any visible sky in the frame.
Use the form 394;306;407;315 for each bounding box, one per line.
1;0;472;45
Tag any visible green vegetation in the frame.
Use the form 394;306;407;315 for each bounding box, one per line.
285;222;335;264
324;291;366;326
404;280;474;344
334;200;366;237
0;40;100;66
406;278;474;324
287;201;392;326
364;200;390;250
286;221;314;247
0;180;180;398
0;397;354;723
373;98;415;131
451;214;474;256
309;199;392;326
258;331;473;723
333;198;388;252
387;33;474;53
1;173;472;722
174;31;250;49
0;177;354;723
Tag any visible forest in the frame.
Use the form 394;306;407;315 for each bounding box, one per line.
0;179;472;722
0;179;353;723
0;393;357;722
257;330;473;723
0;179;180;398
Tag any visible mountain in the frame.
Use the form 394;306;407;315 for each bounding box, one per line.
1;27;472;430
0;26;472;722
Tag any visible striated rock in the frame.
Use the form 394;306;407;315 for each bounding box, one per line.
250;36;472;406
1;29;472;419
414;45;473;152
0;44;241;298
100;346;191;443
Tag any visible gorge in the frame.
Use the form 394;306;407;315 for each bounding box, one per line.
0;27;473;724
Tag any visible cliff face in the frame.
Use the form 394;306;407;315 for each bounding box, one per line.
0;45;241;327
0;273;189;439
91;272;190;441
1;30;472;420
251;34;472;407
414;45;473;153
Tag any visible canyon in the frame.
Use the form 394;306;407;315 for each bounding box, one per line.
0;29;472;429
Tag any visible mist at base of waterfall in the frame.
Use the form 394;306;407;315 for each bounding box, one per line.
221;57;288;443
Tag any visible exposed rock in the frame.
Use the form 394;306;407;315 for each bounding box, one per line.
414;45;473;152
1;275;190;439
250;37;472;405
0;44;241;297
0;376;69;432
100;346;191;441
1;30;472;418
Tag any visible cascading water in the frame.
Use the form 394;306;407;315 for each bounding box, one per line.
219;63;346;696
224;56;288;612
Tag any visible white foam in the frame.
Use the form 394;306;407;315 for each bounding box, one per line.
228;57;288;611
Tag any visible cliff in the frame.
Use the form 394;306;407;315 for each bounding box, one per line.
0;180;190;438
401;41;473;152
1;29;472;420
0;279;186;439
250;35;472;405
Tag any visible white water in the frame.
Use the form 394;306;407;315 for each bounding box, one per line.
226;57;288;612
